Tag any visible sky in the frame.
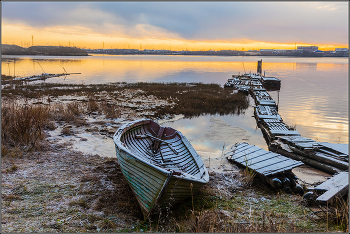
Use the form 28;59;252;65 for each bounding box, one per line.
1;1;349;51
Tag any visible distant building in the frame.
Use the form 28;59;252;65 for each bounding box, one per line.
297;46;318;52
335;48;349;52
272;49;286;54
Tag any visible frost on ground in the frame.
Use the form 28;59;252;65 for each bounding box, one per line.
0;128;337;233
1;143;143;232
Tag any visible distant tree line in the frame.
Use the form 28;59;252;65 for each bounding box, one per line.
2;44;88;56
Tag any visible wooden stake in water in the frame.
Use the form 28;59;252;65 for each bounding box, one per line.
220;143;226;168
209;156;210;170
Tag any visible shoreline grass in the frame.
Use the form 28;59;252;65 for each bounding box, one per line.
1;81;249;118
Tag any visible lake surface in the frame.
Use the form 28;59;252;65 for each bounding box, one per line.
2;55;348;165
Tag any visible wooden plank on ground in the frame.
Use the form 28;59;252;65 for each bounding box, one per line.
316;172;349;204
314;172;348;191
226;143;303;176
256;160;303;176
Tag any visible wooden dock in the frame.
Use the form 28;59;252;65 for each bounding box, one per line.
225;142;303;176
225;61;348;202
225;142;304;193
224;73;280;92
250;89;276;106
278;136;349;171
306;172;348;204
254;105;282;121
258;119;300;142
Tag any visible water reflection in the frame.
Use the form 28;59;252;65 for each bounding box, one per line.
2;55;348;145
161;108;268;172
296;62;317;70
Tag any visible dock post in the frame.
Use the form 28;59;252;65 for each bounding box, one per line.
257;59;262;75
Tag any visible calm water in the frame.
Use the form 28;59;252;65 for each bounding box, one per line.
2;55;348;157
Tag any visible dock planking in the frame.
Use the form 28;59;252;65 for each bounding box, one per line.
254;105;282;121
260;119;300;137
251;90;276;106
309;172;349;204
226;64;348;183
278;135;349;170
225;142;303;176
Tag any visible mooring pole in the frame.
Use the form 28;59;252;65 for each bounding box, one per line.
277;90;280;111
13;58;16;77
257;59;262;75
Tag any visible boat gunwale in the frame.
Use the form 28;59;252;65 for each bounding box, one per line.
113;119;172;176
113;119;209;183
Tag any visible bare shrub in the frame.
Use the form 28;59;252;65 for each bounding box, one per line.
51;101;86;125
87;96;99;113
98;101;121;119
1;101;50;152
66;101;83;116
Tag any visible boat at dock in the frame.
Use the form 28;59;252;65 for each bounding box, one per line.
113;119;209;218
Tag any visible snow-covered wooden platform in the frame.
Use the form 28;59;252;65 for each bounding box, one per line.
259;119;300;141
225;142;303;176
309;172;348;204
251;90;276;106
254;105;282;121
278;136;349;171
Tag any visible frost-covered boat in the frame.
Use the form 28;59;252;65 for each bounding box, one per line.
113;119;209;218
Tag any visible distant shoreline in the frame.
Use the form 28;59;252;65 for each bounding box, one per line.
2;53;348;58
2;44;348;57
87;53;348;58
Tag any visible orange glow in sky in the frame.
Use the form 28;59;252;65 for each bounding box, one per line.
2;22;347;51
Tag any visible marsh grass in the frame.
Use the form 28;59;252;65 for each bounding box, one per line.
1;99;87;156
2;82;249;118
244;157;256;185
1;100;50;152
51;101;86;124
308;196;349;232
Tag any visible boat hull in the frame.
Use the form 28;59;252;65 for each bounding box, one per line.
114;119;209;218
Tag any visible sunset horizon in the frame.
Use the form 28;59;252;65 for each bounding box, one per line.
2;1;348;52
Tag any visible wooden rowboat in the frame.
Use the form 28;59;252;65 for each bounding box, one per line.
113;119;209;218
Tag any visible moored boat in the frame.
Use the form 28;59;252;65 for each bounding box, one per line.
113;119;209;218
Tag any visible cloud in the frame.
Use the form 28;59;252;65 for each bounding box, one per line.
2;1;348;45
